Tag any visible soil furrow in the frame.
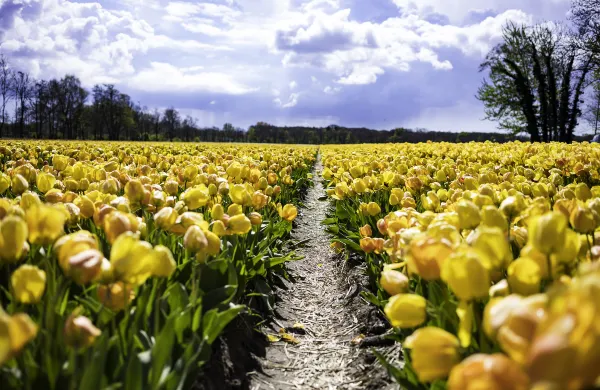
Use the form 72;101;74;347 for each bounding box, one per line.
249;151;396;390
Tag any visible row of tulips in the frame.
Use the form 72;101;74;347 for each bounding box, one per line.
0;141;316;389
321;142;600;390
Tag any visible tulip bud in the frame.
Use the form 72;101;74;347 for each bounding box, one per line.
97;282;135;312
154;206;178;230
124;179;144;204
447;353;529;390
211;203;224;220
64;310;101;349
248;212;262;226
212;220;227;236
442;246;491;301
11;174;29;195
455;200;481;230
359;224;372;237
0;215;29;263
366;202;381;216
404;327;460;382
11;264;46;304
569;204;596;233
384;293;427;328
280;204;298;222
528;212;568;255
68;249;104;285
508;257;541;296
184;225;208;253
227;214;251;235
380;269;409;296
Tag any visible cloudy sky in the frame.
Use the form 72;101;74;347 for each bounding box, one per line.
0;0;572;131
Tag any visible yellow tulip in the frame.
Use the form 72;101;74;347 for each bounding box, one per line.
384;294;427;328
182;186;210;209
97;282;135;312
154;206;178;230
248;212;262;226
359;224;372;237
124;179;145;204
408;234;453;281
0;310;38;366
228;214;252;235
227;203;243;216
64;310;101;349
152;245;176;277
366;202;381;216
212;220;227;236
0;173;10;194
468;226;512;271
404;327;460;382
379;269;409;296
280;204;298;222
441;246;491;301
251;191;269;210
211;203;224;220
68;249;104;285
508;257;541;296
110;232;173;285
11;264;46;304
528;212;568;255
36;172;56;193
0;215;29;263
230;184;252;206
455;200;481;230
205;230;221;256
447;353;529;390
11;174;29;195
184;225;208;253
25;203;66;246
54;230;99;274
497;305;541;364
569;204;596;233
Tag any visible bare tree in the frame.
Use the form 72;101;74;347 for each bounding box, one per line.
0;54;13;138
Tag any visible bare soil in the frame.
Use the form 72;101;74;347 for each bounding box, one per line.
249;152;398;390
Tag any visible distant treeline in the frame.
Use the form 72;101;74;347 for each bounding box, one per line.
0;52;596;144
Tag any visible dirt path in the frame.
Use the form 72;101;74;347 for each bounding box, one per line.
249;151;395;390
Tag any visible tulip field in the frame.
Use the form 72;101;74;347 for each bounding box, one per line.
0;141;315;389
321;142;600;390
2;140;600;390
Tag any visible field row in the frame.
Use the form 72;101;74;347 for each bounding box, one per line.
0;141;317;389
321;142;600;390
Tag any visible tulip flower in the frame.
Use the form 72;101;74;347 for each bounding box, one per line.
25;203;67;246
280;204;298;222
528;212;568;255
0;309;38;366
380;269;409;296
68;249;104;285
384;293;427;328
97;282;135;312
184;225;208;253
447;353;529;390
407;234;453;281
508;257;542;296
64;310;101;349
11;265;46;304
228;214;252;235
441;246;491;301
0;215;29;263
404;327;461;382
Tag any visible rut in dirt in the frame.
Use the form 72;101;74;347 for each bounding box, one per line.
249;151;395;390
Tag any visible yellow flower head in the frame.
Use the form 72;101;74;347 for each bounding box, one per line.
11;264;46;304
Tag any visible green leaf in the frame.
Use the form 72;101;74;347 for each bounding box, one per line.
332;238;361;252
202;304;244;345
124;352;144;390
150;313;177;389
78;333;110;390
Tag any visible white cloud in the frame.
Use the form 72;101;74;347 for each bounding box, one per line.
210;100;217;105
274;92;300;108
127;62;257;95
289;80;297;89
323;85;341;94
0;0;231;87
